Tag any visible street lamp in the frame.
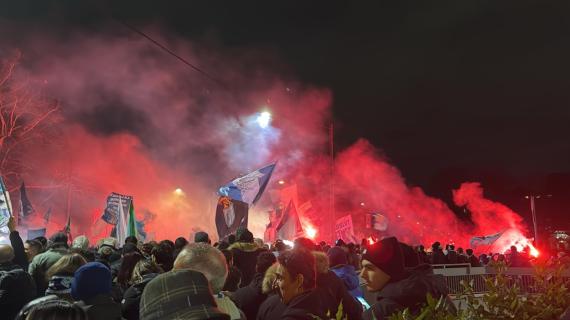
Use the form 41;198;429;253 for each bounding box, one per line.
524;194;552;246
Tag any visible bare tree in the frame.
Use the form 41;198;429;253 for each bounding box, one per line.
0;52;60;189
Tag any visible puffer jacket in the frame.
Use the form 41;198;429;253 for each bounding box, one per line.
121;273;159;320
0;262;37;320
363;264;453;320
331;264;364;299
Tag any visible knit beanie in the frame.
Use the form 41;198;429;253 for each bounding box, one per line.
327;246;348;267
362;237;406;282
71;262;112;301
71;235;89;250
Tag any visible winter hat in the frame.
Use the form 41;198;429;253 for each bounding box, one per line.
327;246;348;267
362;237;406;282
71;235;89;250
71;262;112;301
140;269;229;320
236;229;254;243
194;231;211;243
50;232;68;246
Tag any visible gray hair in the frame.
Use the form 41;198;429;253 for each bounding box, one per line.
173;243;228;293
0;245;15;264
72;235;89;250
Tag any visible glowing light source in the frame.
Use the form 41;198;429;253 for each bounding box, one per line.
256;111;271;128
174;188;185;196
306;226;317;239
367;236;376;245
278;180;285;185
360;202;365;206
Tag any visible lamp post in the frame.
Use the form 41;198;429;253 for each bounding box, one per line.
524;194;552;246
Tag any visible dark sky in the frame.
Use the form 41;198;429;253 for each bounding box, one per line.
3;0;570;229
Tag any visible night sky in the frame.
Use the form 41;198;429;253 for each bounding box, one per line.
3;1;570;230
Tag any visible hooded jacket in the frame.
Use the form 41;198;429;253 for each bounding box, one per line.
121;273;159;320
313;251;362;320
28;245;68;295
363;264;452;320
330;264;364;299
0;262;37;320
229;242;266;287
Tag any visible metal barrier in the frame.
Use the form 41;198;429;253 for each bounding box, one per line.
433;264;570;295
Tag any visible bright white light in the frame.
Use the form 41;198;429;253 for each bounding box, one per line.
306;226;317;239
257;112;271;128
174;188;185;196
278;180;285;185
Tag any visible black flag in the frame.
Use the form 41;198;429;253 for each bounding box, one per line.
215;196;248;241
19;182;34;220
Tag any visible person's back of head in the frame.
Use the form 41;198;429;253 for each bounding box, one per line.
173;242;228;293
510;245;518;253
151;243;174;272
236;228;254;243
0;244;15;264
122;242;140;256
160;240;175;250
221;249;233;266
125;236;138;246
71;236;89;251
228;234;236;245
131;259;163;284
46;253;87;280
22;298;87;320
466;249;474;256
49;232;69;249
139;269;229;320
327;246;348;268
33;236;48;250
71;262;112;302
256;251;277;274
117;252;143;287
174;237;188;250
294;237;316;251
194;231;211;244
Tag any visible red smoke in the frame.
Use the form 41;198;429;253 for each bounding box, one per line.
0;25;535;251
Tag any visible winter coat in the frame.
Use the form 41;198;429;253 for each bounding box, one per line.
281;290;327;320
467;255;481;267
10;231;29;270
231;272;267;320
223;265;243;291
256;294;286;320
314;252;362;320
229;242;266;287
331;264;364;300
363;264;452;320
121;273;158;320
75;293;123;320
28;246;68;295
430;249;447;265
0;262;37;320
446;250;459;264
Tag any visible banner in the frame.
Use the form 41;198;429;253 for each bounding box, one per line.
101;192;132;225
276;200;304;240
335;214;357;243
218;163;276;205
470;231;505;248
28;228;46;240
366;212;389;231
19;181;35;220
215;196;249;241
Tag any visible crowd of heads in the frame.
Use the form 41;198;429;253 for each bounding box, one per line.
1;222;568;320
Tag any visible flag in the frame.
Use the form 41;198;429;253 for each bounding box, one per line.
276;200;304;240
215;196;248;241
28;228;46;239
101;192;132;225
136;219;147;241
0;177;12;232
127;201;137;239
43;207;52;224
63;214;71;234
470;231;505;248
218;163;276;206
18;181;35;220
115;197;129;245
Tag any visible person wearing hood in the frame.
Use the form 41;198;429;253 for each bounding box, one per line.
72;261;122;320
229;228;266;287
0;242;37;320
121;259;163;320
275;248;327;320
360;237;453;320
229;251;276;320
327;246;364;301
29;232;69;295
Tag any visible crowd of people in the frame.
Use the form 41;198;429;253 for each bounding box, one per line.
0;213;566;320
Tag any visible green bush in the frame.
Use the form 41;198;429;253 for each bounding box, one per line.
389;263;570;320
